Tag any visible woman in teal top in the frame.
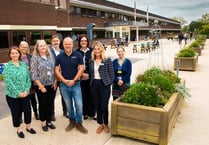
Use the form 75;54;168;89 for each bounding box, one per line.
3;46;36;138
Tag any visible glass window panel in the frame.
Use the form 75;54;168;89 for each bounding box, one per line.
44;31;52;44
12;31;26;46
30;31;41;45
0;32;9;49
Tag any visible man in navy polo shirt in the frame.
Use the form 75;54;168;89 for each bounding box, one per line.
55;37;88;134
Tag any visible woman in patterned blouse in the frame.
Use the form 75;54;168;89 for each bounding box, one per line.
30;40;56;132
3;46;36;138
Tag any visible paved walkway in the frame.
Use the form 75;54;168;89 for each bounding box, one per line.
0;39;209;145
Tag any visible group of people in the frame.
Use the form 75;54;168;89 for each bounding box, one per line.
2;34;132;138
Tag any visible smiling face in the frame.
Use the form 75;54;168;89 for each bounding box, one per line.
93;45;102;58
37;40;47;54
51;37;60;49
19;42;29;55
80;37;88;49
63;37;73;54
9;47;21;61
117;47;125;59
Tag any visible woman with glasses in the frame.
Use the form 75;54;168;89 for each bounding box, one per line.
19;41;40;120
76;34;95;120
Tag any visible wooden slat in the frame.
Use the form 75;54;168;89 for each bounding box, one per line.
117;117;160;136
116;128;159;144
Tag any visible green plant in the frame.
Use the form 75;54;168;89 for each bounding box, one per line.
177;47;196;57
175;83;191;99
122;83;163;107
122;67;189;107
189;41;200;48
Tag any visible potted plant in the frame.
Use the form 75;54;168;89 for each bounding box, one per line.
196;35;207;49
111;67;190;145
174;47;198;71
189;41;201;56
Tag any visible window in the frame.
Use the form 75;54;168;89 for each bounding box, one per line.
115;14;120;20
105;12;108;18
0;32;9;49
81;8;87;16
12;31;26;46
30;32;41;45
87;9;96;17
96;11;101;17
112;13;115;19
76;7;81;15
44;31;52;44
70;6;75;14
101;11;105;18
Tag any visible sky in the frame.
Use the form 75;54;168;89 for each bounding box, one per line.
107;0;209;24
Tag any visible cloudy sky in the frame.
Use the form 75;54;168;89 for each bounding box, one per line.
107;0;209;24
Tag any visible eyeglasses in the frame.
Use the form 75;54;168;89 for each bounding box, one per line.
81;40;87;42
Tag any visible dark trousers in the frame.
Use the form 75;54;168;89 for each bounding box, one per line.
6;95;31;127
51;82;67;116
81;80;95;117
35;85;54;122
91;79;110;125
30;93;38;113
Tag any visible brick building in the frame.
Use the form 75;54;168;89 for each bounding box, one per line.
0;0;181;62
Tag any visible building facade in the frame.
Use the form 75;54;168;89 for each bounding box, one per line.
0;0;181;62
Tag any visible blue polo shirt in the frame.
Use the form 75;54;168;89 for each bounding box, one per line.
55;51;83;80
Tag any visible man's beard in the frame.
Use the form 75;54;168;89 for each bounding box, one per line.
53;44;59;49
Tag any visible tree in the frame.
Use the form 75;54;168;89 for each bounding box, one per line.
188;21;203;32
200;24;209;37
198;13;209;24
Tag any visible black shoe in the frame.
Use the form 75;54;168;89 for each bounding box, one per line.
17;131;25;138
26;128;36;134
47;122;56;129
34;112;40;120
42;125;48;132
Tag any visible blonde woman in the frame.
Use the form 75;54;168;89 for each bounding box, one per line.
19;41;39;120
89;41;114;134
30;40;56;132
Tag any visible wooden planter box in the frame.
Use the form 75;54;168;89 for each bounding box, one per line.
111;92;184;145
192;47;202;56
174;55;198;71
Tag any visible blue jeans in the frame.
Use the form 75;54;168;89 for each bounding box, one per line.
60;81;83;123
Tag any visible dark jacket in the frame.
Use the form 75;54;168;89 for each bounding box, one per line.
89;57;114;86
76;47;92;73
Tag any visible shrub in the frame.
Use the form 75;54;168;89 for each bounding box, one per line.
177;47;196;57
123;67;185;107
189;41;200;48
122;83;163;107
